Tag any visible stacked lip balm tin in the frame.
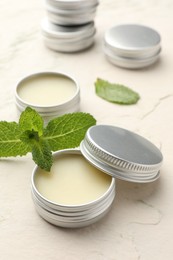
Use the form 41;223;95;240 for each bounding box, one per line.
41;0;99;52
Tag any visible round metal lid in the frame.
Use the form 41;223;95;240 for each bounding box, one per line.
104;24;161;59
45;2;98;14
41;18;95;40
80;125;163;183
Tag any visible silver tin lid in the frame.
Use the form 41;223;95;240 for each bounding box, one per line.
41;18;95;40
104;24;161;69
80;125;163;183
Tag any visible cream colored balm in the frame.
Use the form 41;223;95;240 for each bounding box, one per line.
34;153;112;206
17;74;77;106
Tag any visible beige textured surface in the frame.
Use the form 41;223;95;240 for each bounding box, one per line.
0;0;173;259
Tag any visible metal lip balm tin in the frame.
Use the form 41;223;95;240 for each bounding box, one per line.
104;24;161;69
41;18;96;52
45;0;99;26
46;4;98;26
80;125;163;183
31;125;163;228
15;71;80;121
31;149;116;228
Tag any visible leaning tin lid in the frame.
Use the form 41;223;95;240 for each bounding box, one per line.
80;125;163;183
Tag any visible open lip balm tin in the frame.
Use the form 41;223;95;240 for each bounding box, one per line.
15;71;80;121
104;24;161;69
31;125;163;228
31;149;115;228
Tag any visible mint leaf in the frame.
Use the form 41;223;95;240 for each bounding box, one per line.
31;138;53;171
43;112;96;151
0;121;30;156
19;107;52;170
19;107;44;136
0;107;96;172
95;78;140;105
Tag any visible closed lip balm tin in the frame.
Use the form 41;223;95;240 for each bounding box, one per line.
41;18;96;53
44;0;99;26
31;125;163;228
15;71;80;121
104;24;161;69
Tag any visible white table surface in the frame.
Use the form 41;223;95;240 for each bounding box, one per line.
0;0;173;259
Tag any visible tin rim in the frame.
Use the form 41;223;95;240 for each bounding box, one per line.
46;12;96;26
45;2;98;14
104;41;161;59
34;203;112;228
32;185;115;217
33;191;115;222
43;35;95;53
104;49;160;69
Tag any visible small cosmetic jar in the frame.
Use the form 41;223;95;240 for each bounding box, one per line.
104;24;161;69
31;125;163;228
31;149;115;228
45;0;99;26
15;71;80;121
41;18;96;52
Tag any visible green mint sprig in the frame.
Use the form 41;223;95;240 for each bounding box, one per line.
0;107;96;171
95;78;140;105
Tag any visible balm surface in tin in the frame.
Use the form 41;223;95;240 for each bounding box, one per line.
15;71;80;120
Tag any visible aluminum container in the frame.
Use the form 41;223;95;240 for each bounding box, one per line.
45;0;99;25
31;125;163;228
46;4;97;26
104;24;161;69
41;18;96;52
15;71;80;121
31;149;116;228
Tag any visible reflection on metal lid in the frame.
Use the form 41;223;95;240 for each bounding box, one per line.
81;125;163;183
